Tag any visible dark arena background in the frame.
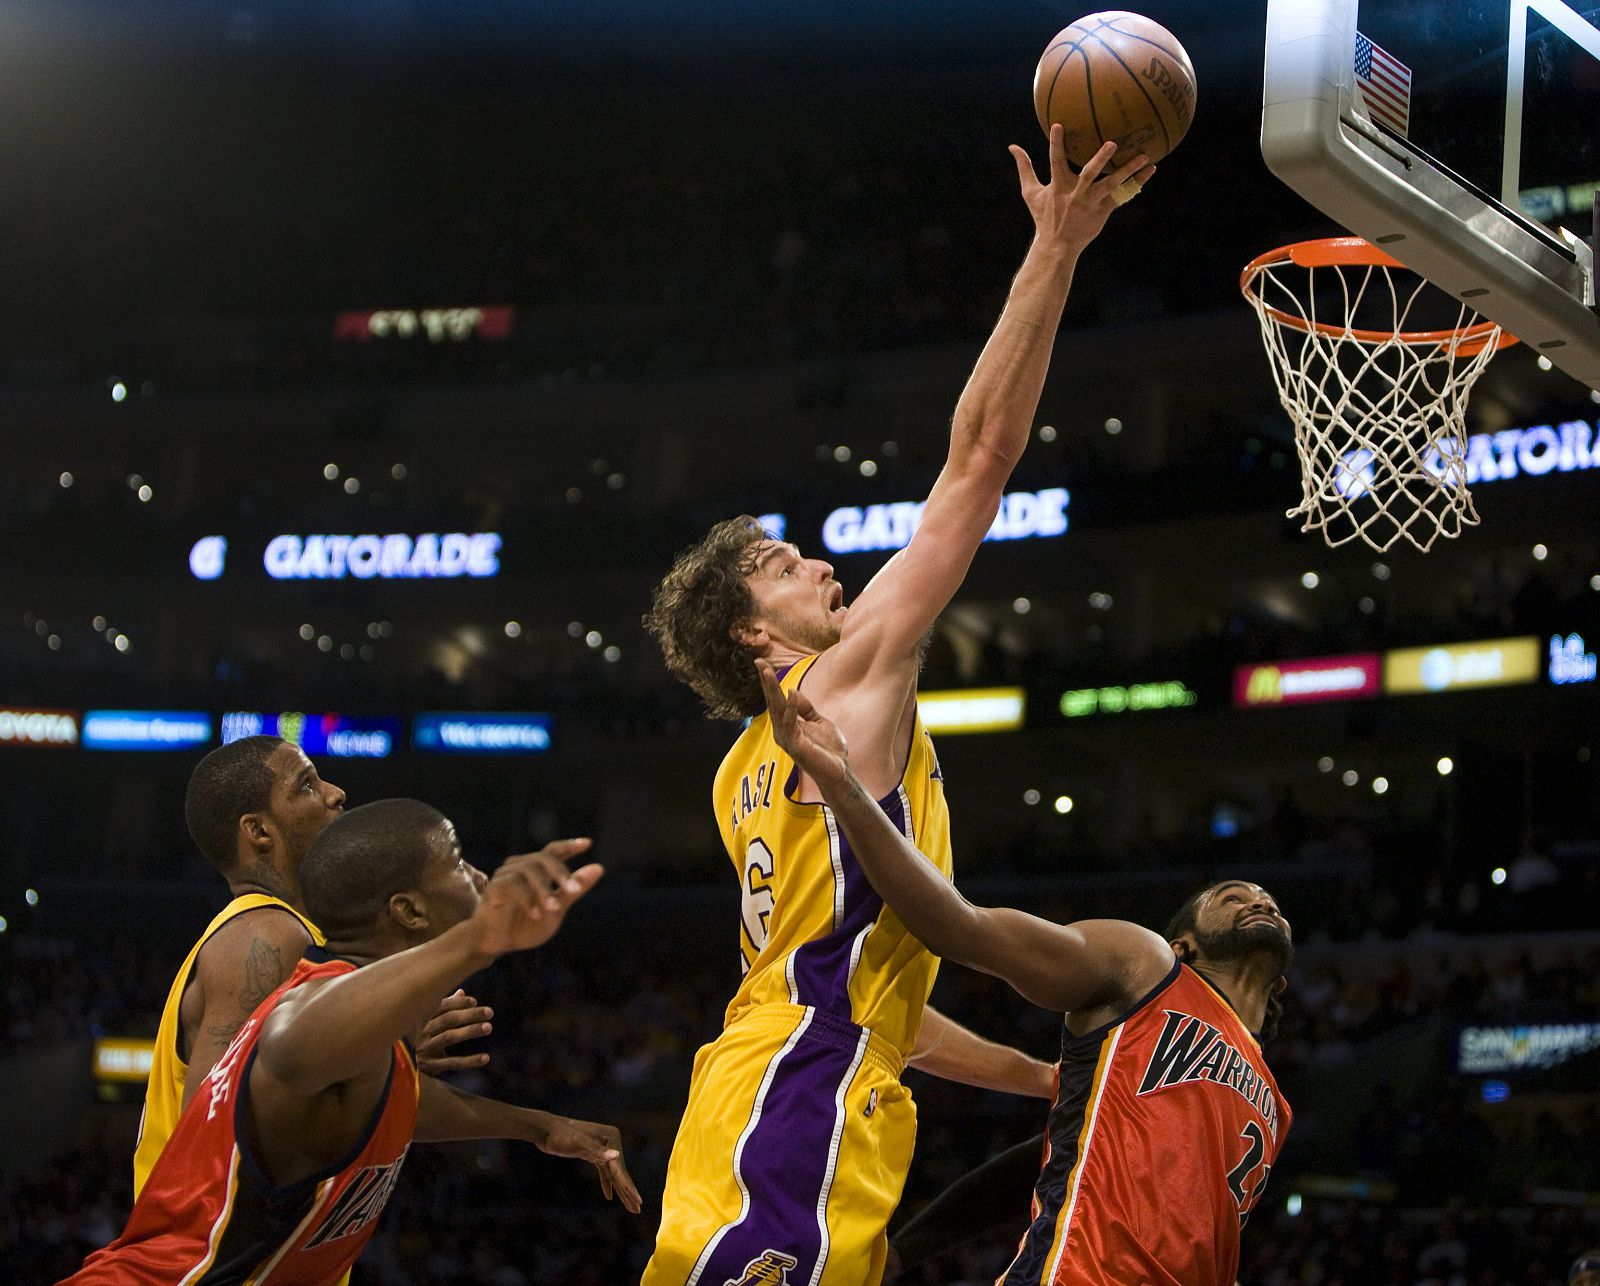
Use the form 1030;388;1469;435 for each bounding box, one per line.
3;1;1599;1282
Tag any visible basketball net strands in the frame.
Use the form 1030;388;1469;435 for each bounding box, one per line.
1241;238;1517;554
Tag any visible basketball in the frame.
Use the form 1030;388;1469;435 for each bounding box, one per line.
1033;11;1197;169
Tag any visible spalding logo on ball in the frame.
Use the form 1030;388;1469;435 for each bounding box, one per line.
1034;11;1197;170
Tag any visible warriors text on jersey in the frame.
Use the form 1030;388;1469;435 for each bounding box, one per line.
1002;961;1292;1286
72;951;418;1286
133;894;323;1196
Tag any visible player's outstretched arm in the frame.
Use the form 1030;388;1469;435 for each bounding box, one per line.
833;130;1155;673
256;842;602;1095
907;1006;1055;1098
415;1077;642;1213
759;661;1145;1013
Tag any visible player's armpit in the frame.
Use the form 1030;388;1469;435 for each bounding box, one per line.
955;908;1168;1016
180;909;313;1109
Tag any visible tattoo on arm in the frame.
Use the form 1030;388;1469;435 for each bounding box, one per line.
240;936;288;1012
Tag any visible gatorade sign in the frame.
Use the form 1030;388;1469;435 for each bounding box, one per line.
1233;654;1381;707
822;488;1068;555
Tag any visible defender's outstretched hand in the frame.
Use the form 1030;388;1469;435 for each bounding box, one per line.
416;989;494;1075
470;839;602;959
1009;126;1154;252
756;659;850;790
539;1116;644;1214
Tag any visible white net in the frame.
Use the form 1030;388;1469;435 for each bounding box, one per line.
1242;241;1509;553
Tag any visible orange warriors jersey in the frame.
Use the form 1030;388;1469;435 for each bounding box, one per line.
1001;961;1292;1286
71;950;418;1286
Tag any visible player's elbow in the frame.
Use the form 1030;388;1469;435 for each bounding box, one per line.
917;901;992;969
949;434;1022;485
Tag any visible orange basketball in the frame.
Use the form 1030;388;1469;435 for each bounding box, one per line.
1033;12;1197;169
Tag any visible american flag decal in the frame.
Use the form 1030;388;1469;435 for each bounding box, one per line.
1354;32;1412;136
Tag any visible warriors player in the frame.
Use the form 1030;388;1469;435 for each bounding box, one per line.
759;662;1293;1286
68;800;639;1284
642;129;1153;1285
134;737;490;1197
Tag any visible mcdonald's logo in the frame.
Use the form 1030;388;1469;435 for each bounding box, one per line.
1233;654;1381;708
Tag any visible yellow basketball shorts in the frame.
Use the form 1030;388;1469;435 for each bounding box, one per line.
641;1003;916;1286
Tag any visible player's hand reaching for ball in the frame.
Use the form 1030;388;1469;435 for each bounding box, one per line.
468;839;602;959
537;1115;644;1214
757;659;851;791
1009;126;1153;252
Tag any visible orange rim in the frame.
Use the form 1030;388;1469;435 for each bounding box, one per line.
1240;237;1519;354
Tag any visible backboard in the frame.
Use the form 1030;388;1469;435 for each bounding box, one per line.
1261;0;1600;390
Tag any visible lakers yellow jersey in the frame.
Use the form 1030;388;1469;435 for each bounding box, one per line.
132;893;322;1196
715;653;952;1056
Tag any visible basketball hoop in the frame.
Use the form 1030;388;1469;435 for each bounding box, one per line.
1241;237;1518;553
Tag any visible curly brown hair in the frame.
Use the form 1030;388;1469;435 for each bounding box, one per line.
643;515;772;720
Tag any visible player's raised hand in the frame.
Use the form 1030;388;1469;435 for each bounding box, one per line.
538;1115;644;1214
468;839;602;959
415;989;494;1075
1008;127;1154;251
757;659;851;789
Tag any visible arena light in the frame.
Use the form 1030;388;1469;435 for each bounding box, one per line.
413;713;554;755
1549;633;1597;684
1458;1021;1600;1074
93;1037;155;1083
917;688;1026;734
822;488;1068;555
189;536;227;580
260;532;501;581
221;712;400;759
1490;867;1507;885
1234;653;1381;707
1337;418;1600;488
1061;681;1197;717
0;708;80;746
1053;795;1074;814
1384;637;1541;695
333;306;514;343
1436;757;1455;775
82;710;212;751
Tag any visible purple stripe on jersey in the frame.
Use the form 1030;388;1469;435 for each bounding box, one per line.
787;789;907;1018
692;1012;864;1284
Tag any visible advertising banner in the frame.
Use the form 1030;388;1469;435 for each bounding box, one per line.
1232;654;1382;707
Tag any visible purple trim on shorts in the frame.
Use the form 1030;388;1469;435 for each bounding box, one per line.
787;789;906;1019
692;1013;865;1284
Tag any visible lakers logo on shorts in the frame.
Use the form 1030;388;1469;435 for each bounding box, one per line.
725;1249;799;1286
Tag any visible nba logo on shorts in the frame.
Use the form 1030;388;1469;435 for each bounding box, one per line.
725;1249;798;1286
